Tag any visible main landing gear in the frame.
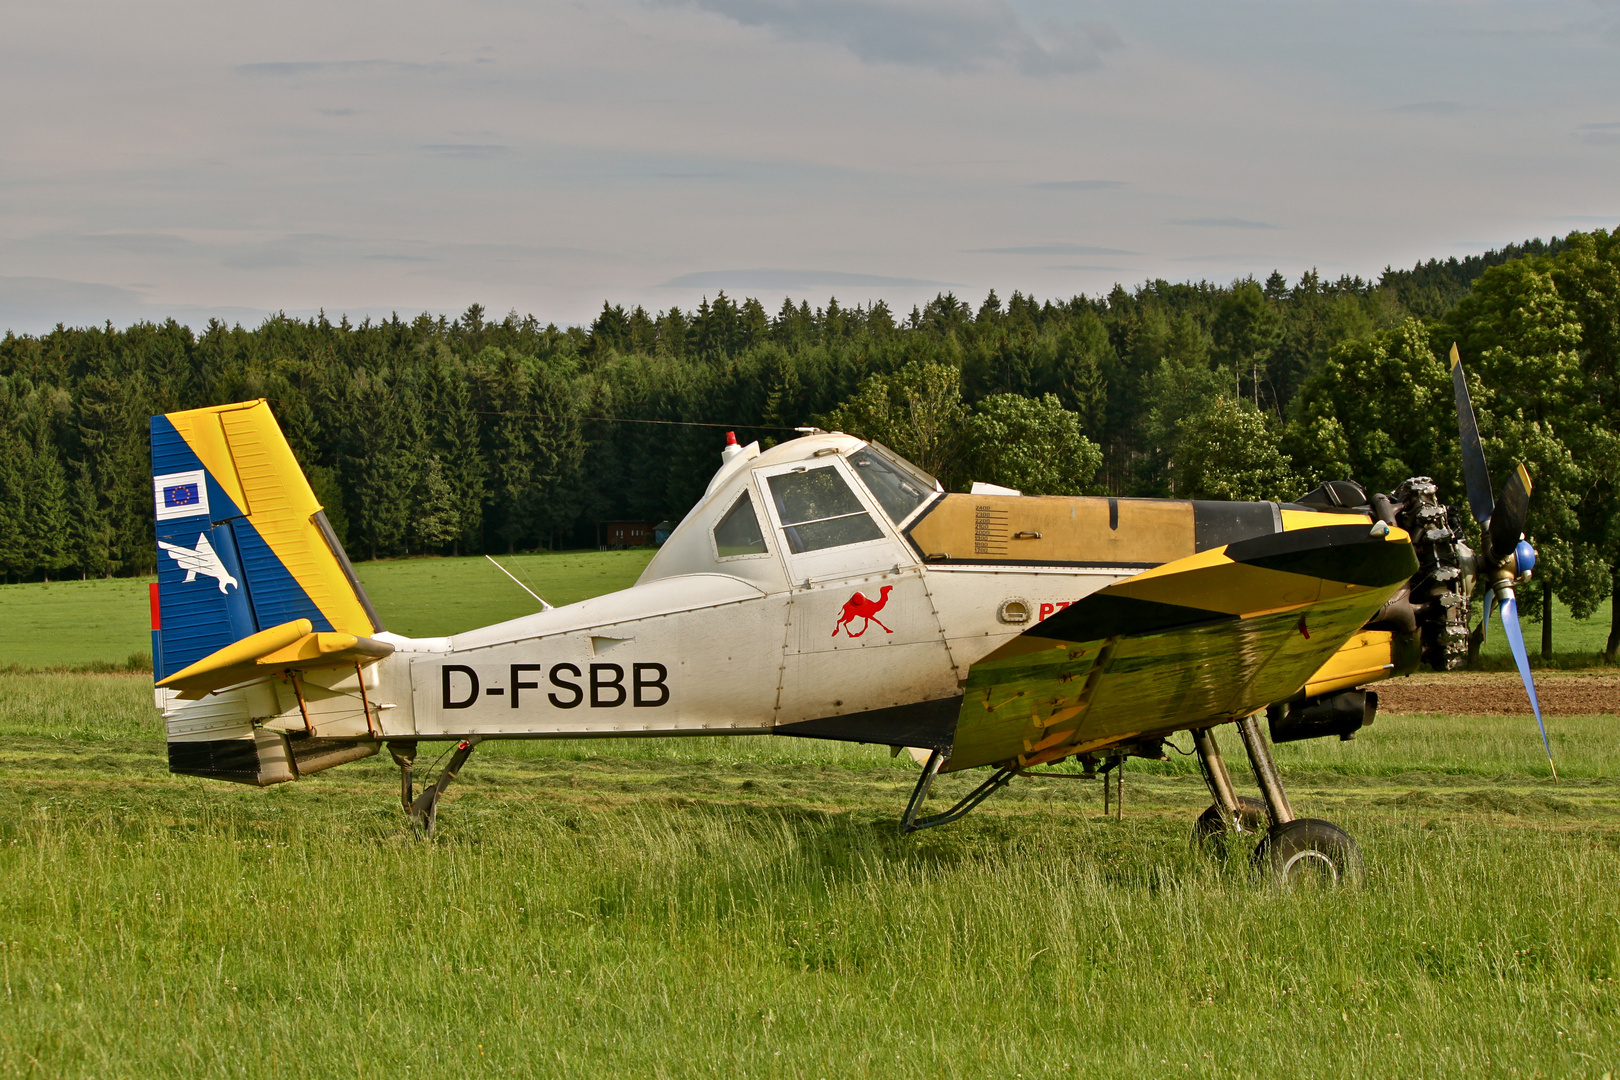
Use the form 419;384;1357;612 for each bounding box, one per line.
1192;717;1364;886
388;738;481;838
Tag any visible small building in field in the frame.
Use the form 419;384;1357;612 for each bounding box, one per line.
602;521;657;549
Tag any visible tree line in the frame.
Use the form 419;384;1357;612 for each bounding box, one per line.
2;227;1617;655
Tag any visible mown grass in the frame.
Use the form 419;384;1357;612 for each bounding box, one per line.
3;673;1620;1078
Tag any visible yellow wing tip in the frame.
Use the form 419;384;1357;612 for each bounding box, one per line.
1449;342;1461;369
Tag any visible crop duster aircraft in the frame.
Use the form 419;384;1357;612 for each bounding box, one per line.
148;348;1547;883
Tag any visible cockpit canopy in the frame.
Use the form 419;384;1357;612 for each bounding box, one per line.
637;434;941;590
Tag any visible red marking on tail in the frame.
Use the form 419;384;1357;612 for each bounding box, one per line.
832;585;894;638
149;582;161;630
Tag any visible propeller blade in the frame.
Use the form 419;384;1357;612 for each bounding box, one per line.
1479;593;1491;644
1488;463;1533;564
1497;591;1558;781
1451;344;1495;528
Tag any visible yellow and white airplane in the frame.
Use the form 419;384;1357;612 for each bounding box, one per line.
148;350;1544;883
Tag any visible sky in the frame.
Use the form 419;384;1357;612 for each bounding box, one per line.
1;0;1617;335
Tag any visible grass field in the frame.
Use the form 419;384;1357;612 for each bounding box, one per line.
2;672;1619;1078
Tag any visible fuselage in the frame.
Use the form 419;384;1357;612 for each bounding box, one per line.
163;432;1401;779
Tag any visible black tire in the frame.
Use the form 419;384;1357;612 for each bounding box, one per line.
1251;818;1364;886
1191;796;1269;858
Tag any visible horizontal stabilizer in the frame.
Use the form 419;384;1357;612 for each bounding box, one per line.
158;617;395;698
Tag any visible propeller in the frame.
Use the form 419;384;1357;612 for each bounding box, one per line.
1450;344;1557;780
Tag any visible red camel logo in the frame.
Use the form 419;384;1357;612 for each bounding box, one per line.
832;586;894;638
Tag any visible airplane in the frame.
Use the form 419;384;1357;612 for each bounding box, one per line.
147;346;1547;884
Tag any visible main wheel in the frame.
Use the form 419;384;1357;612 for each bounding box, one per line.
1191;796;1268;859
1251;818;1364;886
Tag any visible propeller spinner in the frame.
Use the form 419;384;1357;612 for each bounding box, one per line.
1450;344;1556;779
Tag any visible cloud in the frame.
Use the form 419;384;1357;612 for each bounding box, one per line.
1576;121;1620;145
1172;218;1280;230
1030;179;1128;191
1053;265;1134;272
675;0;1121;76
0;276;276;334
973;243;1136;256
422;144;513;158
221;249;305;270
235;59;444;77
75;232;192;255
1387;100;1469;115
661;268;954;290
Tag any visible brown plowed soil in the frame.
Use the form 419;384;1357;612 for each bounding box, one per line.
1376;670;1620;715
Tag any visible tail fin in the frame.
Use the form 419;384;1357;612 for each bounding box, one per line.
150;400;384;684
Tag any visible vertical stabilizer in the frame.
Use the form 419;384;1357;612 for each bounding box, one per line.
150;400;382;683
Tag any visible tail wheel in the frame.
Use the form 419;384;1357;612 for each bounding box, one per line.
1191;796;1268;859
1252;818;1364;886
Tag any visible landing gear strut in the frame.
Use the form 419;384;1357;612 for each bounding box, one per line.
900;748;1018;832
1190;725;1265;857
389;738;481;838
1192;717;1363;885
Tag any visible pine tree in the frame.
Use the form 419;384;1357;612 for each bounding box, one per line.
411;454;460;553
28;436;72;581
70;459;111;578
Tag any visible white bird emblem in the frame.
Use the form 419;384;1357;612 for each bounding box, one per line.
158;534;240;594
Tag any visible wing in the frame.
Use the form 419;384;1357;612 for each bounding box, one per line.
947;523;1419;771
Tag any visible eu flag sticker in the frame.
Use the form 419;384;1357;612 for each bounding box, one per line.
164;483;199;508
153;470;210;522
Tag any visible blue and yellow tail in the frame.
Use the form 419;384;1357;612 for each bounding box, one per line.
150;400;384;687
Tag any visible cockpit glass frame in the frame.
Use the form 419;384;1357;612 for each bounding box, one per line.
765;465;886;554
712;488;771;560
848;441;940;526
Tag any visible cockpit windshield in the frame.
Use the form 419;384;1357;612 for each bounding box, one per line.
847;443;935;523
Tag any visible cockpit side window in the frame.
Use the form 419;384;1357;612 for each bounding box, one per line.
848;445;931;523
714;489;769;557
767;467;885;554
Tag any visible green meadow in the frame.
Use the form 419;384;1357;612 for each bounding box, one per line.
2;673;1619;1077
2;554;1620;1077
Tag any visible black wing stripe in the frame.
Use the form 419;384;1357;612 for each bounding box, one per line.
1226;524;1418;587
1034;594;1231;642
